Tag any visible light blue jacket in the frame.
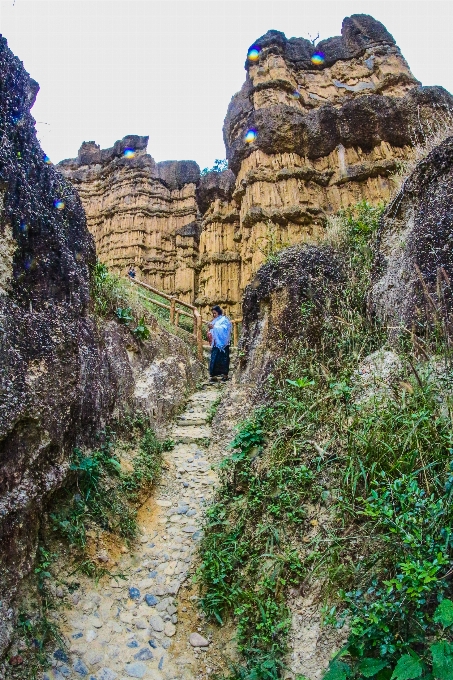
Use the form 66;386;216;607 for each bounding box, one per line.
211;315;232;351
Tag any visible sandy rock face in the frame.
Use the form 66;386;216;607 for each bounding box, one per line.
216;14;453;317
58;139;201;305
0;35;200;657
59;15;453;319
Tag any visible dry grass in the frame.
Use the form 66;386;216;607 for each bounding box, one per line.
391;104;453;192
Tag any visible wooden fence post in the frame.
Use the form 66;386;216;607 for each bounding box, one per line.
169;297;176;325
175;310;180;329
194;311;203;361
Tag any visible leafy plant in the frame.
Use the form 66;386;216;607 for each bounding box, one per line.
286;377;315;389
34;546;56;590
116;306;133;324
133;315;150;340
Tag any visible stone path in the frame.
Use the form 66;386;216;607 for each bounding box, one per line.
46;384;221;680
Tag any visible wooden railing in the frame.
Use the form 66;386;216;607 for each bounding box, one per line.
128;278;242;361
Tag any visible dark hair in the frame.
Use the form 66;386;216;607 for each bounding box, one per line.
212;305;223;316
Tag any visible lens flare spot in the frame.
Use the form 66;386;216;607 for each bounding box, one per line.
292;90;301;99
43;154;52;164
123;148;136;159
245;129;257;144
247;46;260;62
24;256;33;271
19;221;28;233
311;52;325;66
54;200;65;210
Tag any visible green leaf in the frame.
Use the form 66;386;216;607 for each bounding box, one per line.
431;641;453;680
359;659;388;677
286;378;315;388
434;599;453;628
391;654;423;680
323;661;351;680
107;458;122;472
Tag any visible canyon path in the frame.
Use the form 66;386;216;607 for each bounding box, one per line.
47;384;223;680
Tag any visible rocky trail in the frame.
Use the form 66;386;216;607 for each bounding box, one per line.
46;383;223;680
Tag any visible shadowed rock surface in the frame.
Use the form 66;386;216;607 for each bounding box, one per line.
239;245;344;383
0;35;200;657
370;135;453;337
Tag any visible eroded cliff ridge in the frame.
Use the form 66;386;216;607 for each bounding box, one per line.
59;14;453;317
0;35;200;656
58;140;201;303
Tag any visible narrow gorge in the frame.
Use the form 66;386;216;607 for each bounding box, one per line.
2;12;453;680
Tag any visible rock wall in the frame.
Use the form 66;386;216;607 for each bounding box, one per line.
58;141;201;302
214;14;453;316
0;36;200;656
59;14;453;319
370;134;453;338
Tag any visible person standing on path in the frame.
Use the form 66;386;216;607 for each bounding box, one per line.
208;305;232;382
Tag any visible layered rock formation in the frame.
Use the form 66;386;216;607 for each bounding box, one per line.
0;36;200;657
209;14;453;316
59;15;453;318
58;142;201;302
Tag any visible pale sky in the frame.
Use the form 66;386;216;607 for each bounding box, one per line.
0;0;451;170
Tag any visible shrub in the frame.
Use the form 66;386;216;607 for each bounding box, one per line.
201;158;228;176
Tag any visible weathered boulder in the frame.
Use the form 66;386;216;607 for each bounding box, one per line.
239;245;344;382
0;35;200;656
370;135;453;337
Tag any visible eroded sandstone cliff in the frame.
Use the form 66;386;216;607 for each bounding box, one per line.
0;36;200;656
59;14;453;320
58;140;201;303
214;14;453;315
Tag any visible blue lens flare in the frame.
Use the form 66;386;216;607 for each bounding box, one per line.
245;129;257;143
311;52;325;65
248;46;261;61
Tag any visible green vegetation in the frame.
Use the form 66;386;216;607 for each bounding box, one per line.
92;261;198;344
201;158;228;175
206;395;222;424
6;546;66;679
197;202;453;680
92;261;154;338
8;420;171;679
12;609;65;679
51;421;171;548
